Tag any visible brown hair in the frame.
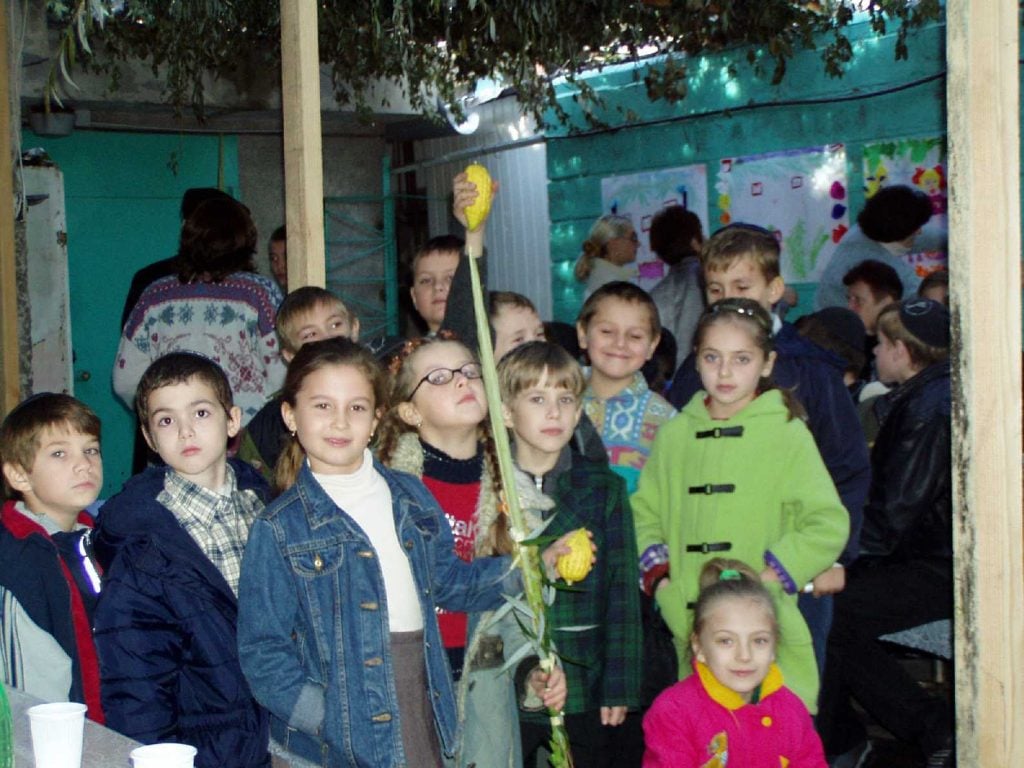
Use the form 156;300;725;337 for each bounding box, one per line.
574;214;635;282
875;303;950;369
694;299;806;421
276;286;354;355
376;335;511;556
177;197;257;283
0;394;101;498
842;259;903;303
498;341;586;402
691;558;779;644
274;338;389;494
649;205;704;267
701;224;781;282
136;352;234;431
411;235;464;275
576;280;661;339
489;291;537;320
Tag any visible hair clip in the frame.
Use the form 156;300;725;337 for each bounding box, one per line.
719;569;741;581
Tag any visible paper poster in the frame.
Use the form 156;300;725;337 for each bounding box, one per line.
600;164;709;292
863;136;948;276
716;145;849;283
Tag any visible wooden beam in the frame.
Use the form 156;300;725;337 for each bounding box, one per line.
947;0;1023;765
0;4;21;411
280;0;326;289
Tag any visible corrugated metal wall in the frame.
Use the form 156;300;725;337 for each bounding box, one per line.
414;97;553;319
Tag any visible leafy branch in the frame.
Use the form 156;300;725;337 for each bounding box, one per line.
42;1;942;125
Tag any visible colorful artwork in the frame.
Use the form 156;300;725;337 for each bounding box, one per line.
716;145;849;283
600;164;709;292
863;136;948;276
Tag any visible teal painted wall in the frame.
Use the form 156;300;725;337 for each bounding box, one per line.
545;20;947;322
22;130;240;497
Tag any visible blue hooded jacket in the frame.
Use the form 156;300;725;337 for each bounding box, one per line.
92;459;270;768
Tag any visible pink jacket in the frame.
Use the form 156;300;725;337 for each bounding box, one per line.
643;662;826;768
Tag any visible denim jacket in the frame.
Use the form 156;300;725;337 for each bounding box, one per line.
237;460;518;768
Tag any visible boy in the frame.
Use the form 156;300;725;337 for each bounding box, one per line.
498;341;642;768
92;353;270;768
667;224;871;670
490;290;547;359
239;286;358;481
576;281;677;496
843;259;903;337
0;393;104;721
818;298;953;768
410;235;463;335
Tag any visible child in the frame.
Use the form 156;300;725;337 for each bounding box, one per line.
667;225;870;672
410;235;463;335
0;393;104;721
642;559;827;768
498;341;643;768
634;298;849;711
376;334;569;768
236;338;565;767
92;353;270;768
573;215;640;297
576;281;677;495
238;286;359;482
490;290;547;360
818;298;953;767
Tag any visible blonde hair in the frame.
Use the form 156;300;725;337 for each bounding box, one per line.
375;335;512;556
574;214;635;282
276;287;353;355
691;558;779;642
701;224;781;282
876;303;950;369
498;341;586;402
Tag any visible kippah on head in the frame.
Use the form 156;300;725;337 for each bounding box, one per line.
899;298;950;349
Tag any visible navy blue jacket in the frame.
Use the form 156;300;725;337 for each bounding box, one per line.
668;322;871;565
92;460;270;768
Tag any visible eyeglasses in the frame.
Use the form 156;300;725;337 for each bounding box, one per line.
409;362;483;399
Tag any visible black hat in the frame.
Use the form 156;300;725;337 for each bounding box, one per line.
899;298;950;349
808;307;866;355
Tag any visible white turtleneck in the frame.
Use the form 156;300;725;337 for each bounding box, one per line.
313;450;423;632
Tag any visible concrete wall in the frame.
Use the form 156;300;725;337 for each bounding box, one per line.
545;19;947;322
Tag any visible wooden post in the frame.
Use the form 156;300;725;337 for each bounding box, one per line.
0;5;21;411
947;0;1023;765
280;0;326;289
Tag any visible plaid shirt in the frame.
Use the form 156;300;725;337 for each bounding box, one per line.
523;448;643;718
158;466;262;596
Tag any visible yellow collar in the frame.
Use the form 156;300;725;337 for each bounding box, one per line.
695;661;785;710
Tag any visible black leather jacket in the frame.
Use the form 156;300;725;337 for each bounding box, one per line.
859;360;951;563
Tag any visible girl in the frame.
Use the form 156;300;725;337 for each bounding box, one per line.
642;559;827;768
376;334;565;768
236;338;564;768
573;215;640;297
631;298;849;711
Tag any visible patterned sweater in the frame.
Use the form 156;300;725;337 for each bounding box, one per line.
582;371;677;495
113;272;284;424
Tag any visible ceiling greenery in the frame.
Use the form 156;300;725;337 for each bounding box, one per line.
44;0;942;126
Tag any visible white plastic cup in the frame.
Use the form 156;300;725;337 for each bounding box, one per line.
130;743;199;768
26;702;87;768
